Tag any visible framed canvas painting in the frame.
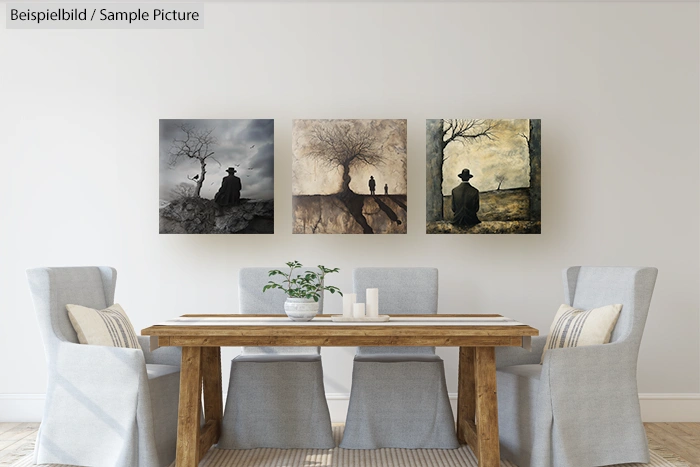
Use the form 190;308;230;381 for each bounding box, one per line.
426;119;541;234
159;119;274;234
292;119;407;234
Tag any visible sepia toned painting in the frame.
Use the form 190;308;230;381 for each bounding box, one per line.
293;119;407;234
159;119;274;234
426;119;541;234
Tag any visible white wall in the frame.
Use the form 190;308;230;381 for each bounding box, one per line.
1;2;698;421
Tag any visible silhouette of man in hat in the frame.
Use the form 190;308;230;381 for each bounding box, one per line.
384;183;389;195
215;167;242;207
451;169;481;226
368;176;376;195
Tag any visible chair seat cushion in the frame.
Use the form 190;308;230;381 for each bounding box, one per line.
497;364;543;381
242;345;319;355
357;345;436;356
233;354;321;363
146;363;180;379
354;353;442;363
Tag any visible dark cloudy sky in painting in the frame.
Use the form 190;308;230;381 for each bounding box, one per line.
159;119;273;202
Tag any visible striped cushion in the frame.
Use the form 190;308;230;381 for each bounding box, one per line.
541;303;622;363
66;303;140;349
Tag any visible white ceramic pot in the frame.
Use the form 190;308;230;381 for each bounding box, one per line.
284;297;319;321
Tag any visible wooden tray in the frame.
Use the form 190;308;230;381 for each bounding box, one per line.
331;315;390;322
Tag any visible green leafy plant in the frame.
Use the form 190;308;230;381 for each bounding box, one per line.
263;261;342;302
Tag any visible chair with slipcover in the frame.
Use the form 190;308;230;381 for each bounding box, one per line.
495;266;658;467
339;267;459;449
217;267;334;449
26;266;181;467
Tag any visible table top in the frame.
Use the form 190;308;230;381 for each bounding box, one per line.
141;315;539;348
149;314;529;327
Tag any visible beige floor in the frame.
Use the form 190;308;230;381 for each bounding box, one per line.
0;422;698;467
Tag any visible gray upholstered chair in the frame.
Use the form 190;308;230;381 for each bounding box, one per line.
340;267;459;449
26;266;181;467
495;266;658;467
217;267;334;449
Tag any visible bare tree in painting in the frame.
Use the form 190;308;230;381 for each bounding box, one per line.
298;122;397;234
426;119;498;222
443;120;497;151
306;123;385;197
168;124;220;198
170;182;195;199
520;119;541;220
495;174;507;190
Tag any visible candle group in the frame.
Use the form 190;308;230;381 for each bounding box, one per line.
341;289;379;319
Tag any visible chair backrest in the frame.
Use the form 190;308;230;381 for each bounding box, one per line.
238;267;322;355
353;267;438;315
563;266;657;348
26;266;117;360
353;267;438;356
239;267;324;315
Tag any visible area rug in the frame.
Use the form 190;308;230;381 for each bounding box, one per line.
9;426;690;467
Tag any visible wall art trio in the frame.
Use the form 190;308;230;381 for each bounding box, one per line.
159;119;540;235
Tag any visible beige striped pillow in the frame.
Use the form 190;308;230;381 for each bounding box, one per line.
66;303;140;349
541;303;622;363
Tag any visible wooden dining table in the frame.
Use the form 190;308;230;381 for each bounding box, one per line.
141;314;538;467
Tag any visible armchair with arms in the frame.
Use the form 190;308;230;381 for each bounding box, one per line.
495;266;658;467
27;266;181;467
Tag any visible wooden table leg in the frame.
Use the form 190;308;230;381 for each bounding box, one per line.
457;347;476;448
199;347;223;461
474;346;500;467
176;346;203;467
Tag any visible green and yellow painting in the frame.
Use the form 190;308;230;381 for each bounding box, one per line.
426;119;541;234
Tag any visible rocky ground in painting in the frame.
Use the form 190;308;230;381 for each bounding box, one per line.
427;220;541;234
159;197;274;234
293;194;407;234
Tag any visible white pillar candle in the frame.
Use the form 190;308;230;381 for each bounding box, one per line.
353;303;366;319
342;293;357;318
366;288;379;318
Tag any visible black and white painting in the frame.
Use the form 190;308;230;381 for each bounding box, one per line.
426;119;541;234
159;119;274;234
292;119;407;234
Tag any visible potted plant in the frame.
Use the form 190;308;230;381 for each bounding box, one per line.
263;261;342;321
